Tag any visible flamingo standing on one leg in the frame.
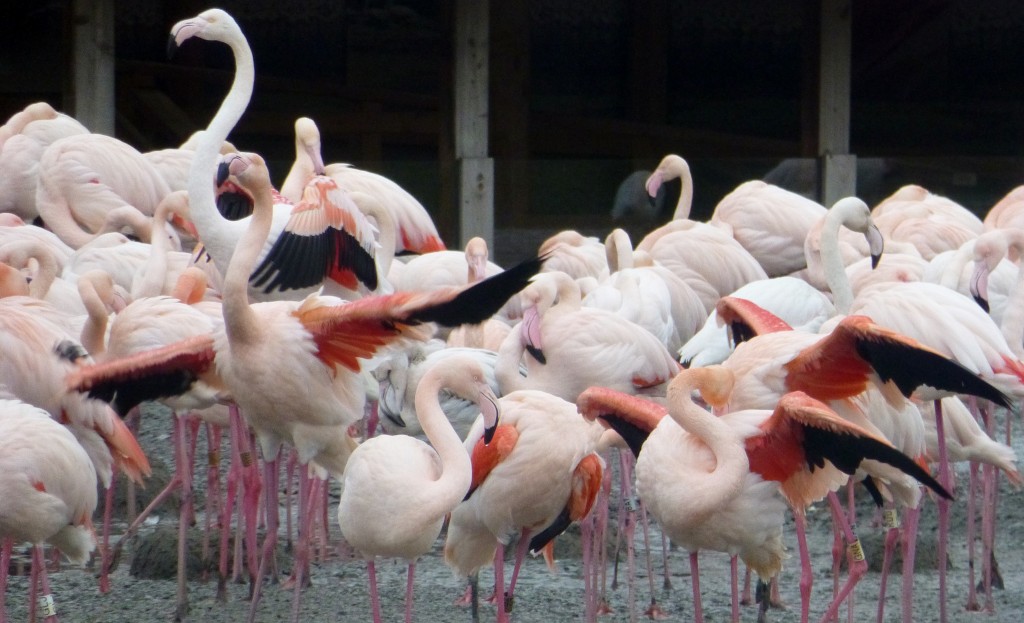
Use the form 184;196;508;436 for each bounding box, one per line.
338;355;500;623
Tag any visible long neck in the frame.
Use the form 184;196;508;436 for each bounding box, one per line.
669;159;694;220
605;229;634;272
494;327;527;395
221;189;270;345
132;212;171;299
187;30;254;270
351;192;395;285
1001;231;1024;357
413;372;473;513
77;273;110;357
820;209;855;314
668;375;748;516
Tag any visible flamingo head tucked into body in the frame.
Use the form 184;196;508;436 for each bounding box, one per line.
969;230;1011;313
168;8;239;56
668;365;735;411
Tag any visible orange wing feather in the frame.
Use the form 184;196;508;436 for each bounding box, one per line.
466;424;519;499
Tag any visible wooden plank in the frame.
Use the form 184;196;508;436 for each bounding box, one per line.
818;0;855;204
454;0;492;248
72;0;116;135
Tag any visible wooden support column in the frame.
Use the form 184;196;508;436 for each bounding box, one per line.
491;1;530;230
818;0;856;207
454;0;494;249
72;0;115;135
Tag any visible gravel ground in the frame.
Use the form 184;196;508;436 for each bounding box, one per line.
4;402;1023;623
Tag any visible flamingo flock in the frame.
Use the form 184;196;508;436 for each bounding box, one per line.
1;6;1023;623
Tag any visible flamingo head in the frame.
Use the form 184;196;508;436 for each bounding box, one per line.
168;9;240;56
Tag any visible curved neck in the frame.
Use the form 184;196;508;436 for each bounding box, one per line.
99;206;154;243
1001;230;1024;357
820;209;855;314
77;272;111;357
412;371;474;512
132;201;179;298
494;327;527;395
605;228;634;272
668;158;694;220
350;191;395;283
667;372;748;513
0;240;58;300
187;30;254;268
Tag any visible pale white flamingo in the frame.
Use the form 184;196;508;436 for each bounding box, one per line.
283;116;446;255
495;271;681;402
870;184;982;260
578;365;951;623
391;235;501;293
128;189;208;299
801;196;886;294
170;9;381;302
585;228;708;353
969;228;1024;356
339;354;500;623
35;132;173;248
0;238;85;314
678;275;835;368
444;388;606;623
0;211;75;265
61;232;160;294
536;230;609;282
709;179;827;277
0;395;98;623
0;101;89;222
983;185;1024;231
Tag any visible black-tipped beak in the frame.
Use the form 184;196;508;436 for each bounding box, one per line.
483;422;496;445
382;409;407;428
216;160;231;187
525;344;546;365
167;35;179;59
973;293;991;313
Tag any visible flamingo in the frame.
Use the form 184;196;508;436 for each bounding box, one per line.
578;365;952;623
390;236;502;293
536;230;609;282
969;227;1024;356
65;150;544;621
338;354;500;623
0;101;89;222
169;8;381;302
444;388;606;623
495;271;681;402
983;184;1024;231
0;395;98;623
585;228;708;353
34;132;173;248
678;275;835;368
0;239;85;315
283;116;446;254
372;341;514;440
709;179;828;277
869;184;982;260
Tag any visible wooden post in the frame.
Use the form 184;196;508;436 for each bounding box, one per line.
818;0;856;207
72;0;116;135
454;0;494;249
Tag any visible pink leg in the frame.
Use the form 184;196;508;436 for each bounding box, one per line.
506;528;532;612
874;507;901;623
494;542;508;623
32;544;58;622
638;501;666;619
933;400;951;623
661;531;672;591
900;503;921;623
0;538;10;623
730;556;740;623
581;511;596;621
367;560;383;623
289;474;322;622
405;562;416;623
794;511;812;623
596;462;613;615
203;422;222;570
741;565;753;606
689;551;704;623
964;460;981;611
817;492;867;623
619;451;638;619
176;415;197;621
247;452;280;623
98;465;119;593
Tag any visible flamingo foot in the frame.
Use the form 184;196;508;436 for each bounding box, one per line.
596;598;613;615
644;599;669;620
454;583;473;607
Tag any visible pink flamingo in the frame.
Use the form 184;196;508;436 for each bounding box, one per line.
338;354;500;623
0;395;98;623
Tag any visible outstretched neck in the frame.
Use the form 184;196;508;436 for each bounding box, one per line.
820;209;854;314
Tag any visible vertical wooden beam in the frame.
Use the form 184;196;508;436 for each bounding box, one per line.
491;1;530;231
818;0;856;207
454;0;494;249
72;0;116;135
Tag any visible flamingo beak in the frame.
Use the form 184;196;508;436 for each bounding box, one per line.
969;262;991;313
480;386;500;445
216;160;231;187
866;223;884;269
